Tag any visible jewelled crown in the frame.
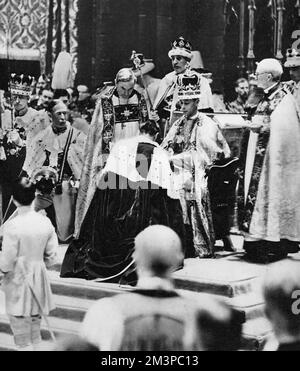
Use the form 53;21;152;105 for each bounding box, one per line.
285;48;300;68
10;73;34;97
177;71;202;100
168;37;193;60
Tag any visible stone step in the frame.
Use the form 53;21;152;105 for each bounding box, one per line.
52;295;94;323
0;297;269;352
50;269;266;323
182;291;265;323
0;246;283;352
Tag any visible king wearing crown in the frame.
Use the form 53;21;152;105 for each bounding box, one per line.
153;37;214;135
0;74;50;219
162;71;230;259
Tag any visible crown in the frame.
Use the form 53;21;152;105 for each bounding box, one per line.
10;74;33;97
31;166;58;184
172;36;192;51
285;48;300;68
168;37;193;60
286;48;300;58
177;71;202;100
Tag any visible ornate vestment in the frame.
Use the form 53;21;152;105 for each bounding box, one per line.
1;108;50;146
238;84;300;242
75;87;148;236
162;112;229;257
23;123;86;242
0;108;50;219
23;123;86;179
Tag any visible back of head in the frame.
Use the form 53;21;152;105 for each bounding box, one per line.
134;226;183;278
53;89;70;100
263;261;300;336
195;297;243;351
12;177;36;206
140;120;160;137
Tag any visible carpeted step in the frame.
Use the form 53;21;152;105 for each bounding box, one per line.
49;271;131;300
52;295;94;322
173;258;267;297
242;318;273;351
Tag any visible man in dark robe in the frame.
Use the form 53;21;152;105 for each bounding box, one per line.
61;121;185;283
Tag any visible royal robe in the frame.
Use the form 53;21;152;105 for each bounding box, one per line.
61;135;184;282
162;112;230;257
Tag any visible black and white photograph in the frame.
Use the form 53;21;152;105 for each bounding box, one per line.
0;0;300;354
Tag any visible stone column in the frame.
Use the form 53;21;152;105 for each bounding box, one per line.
275;0;285;60
238;0;246;76
247;0;256;75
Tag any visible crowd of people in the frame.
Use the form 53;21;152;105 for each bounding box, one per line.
0;36;300;351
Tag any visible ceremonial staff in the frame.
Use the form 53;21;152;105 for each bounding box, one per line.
130;50;154;111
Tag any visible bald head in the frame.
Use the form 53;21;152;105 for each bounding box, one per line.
134;226;183;278
115;68;137;84
48;100;69;130
115;68;137;100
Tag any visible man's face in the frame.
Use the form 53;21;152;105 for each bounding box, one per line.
236;81;249;100
11;94;29;111
116;81;135;100
289;67;300;83
37;80;47;93
52;107;68;129
41;90;54;108
255;70;274;90
171;56;189;75
180;99;198;118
